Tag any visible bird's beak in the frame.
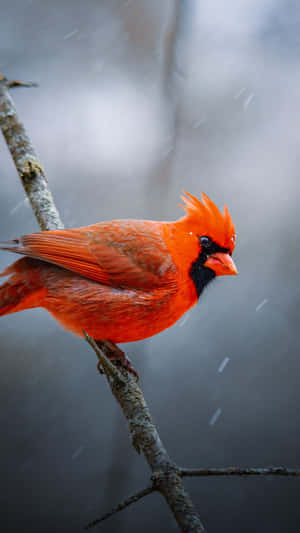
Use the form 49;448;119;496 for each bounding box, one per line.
204;252;238;276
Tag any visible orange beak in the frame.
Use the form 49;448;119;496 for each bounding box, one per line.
204;252;238;277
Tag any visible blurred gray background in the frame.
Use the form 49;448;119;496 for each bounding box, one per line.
0;0;300;531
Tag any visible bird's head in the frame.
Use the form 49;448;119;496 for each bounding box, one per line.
176;191;238;297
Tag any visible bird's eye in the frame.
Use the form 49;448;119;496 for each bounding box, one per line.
200;236;212;248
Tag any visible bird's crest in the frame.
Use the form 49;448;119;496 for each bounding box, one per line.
179;191;236;252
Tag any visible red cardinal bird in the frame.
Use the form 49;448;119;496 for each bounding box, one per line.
0;192;237;376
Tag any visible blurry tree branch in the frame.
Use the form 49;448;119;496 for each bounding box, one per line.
160;0;182;101
0;75;299;533
153;0;183;195
151;1;190;209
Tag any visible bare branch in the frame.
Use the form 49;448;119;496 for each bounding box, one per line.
0;74;63;231
181;467;300;477
85;466;300;529
85;485;154;529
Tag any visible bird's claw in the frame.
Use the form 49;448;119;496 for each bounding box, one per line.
97;360;105;375
115;355;139;382
95;339;139;381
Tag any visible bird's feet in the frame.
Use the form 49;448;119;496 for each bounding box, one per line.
95;339;139;381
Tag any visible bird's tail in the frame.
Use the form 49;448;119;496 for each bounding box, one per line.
0;258;45;316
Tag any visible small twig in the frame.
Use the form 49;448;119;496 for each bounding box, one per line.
180;467;300;477
8;80;38;89
85;485;154;529
0;73;38;88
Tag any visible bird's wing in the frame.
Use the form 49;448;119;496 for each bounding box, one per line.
1;220;175;289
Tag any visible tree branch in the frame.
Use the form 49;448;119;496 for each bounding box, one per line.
0;74;63;231
85;485;154;529
0;74;206;532
180;467;300;477
85;466;300;529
